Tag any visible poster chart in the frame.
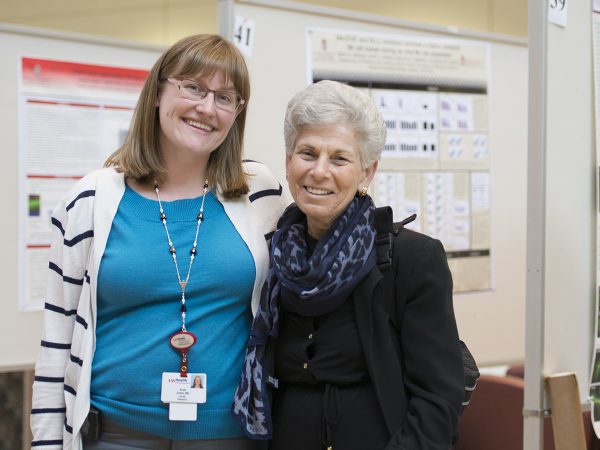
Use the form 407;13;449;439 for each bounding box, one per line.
308;29;491;292
18;57;148;310
589;0;600;436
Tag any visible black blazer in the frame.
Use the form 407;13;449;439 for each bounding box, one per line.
266;228;464;449
353;228;465;449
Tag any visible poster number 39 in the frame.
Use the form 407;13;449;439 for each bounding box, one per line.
548;0;567;27
233;15;255;58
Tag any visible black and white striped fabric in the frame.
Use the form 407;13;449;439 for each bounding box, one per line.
31;162;289;449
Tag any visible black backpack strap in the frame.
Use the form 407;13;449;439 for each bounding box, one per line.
374;207;394;271
373;207;415;331
396;213;417;232
374;208;416;273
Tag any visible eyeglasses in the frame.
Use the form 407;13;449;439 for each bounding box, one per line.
166;78;245;112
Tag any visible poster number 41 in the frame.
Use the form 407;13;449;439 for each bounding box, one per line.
233;15;255;58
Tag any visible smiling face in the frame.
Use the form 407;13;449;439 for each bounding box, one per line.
157;70;239;169
286;123;377;239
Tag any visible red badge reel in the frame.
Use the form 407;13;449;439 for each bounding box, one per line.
170;331;197;377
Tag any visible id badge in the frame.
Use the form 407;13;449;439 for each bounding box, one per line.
161;372;207;421
161;372;207;404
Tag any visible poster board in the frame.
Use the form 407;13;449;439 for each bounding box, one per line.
305;29;492;293
220;0;528;365
19;57;150;311
0;23;162;371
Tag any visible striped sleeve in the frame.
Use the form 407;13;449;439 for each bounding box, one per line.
31;185;95;448
243;160;291;230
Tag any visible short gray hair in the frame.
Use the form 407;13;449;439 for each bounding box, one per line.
283;80;386;168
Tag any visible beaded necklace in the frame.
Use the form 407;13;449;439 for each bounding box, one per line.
154;179;208;376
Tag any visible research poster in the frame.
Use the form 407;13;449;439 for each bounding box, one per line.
589;0;600;436
308;29;491;292
18;57;148;310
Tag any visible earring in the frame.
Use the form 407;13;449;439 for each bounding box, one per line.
359;186;368;197
285;172;289;179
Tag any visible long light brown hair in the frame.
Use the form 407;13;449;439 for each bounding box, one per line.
105;34;250;198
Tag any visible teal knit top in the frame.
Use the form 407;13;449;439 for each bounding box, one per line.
90;183;255;439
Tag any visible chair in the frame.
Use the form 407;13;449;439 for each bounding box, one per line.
455;373;600;450
455;374;525;450
506;364;525;379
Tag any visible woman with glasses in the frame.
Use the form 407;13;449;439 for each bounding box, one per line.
31;34;288;450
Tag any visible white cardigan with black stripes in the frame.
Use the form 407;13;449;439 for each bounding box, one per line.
31;163;289;449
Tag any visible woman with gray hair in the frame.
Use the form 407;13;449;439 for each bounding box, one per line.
233;80;464;449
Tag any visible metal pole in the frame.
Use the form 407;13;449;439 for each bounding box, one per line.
218;0;236;40
524;0;548;448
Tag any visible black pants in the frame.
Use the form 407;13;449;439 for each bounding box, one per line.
270;382;389;450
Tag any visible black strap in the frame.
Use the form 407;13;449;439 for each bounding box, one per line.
397;213;417;229
373;207;408;331
374;207;394;271
374;208;416;274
